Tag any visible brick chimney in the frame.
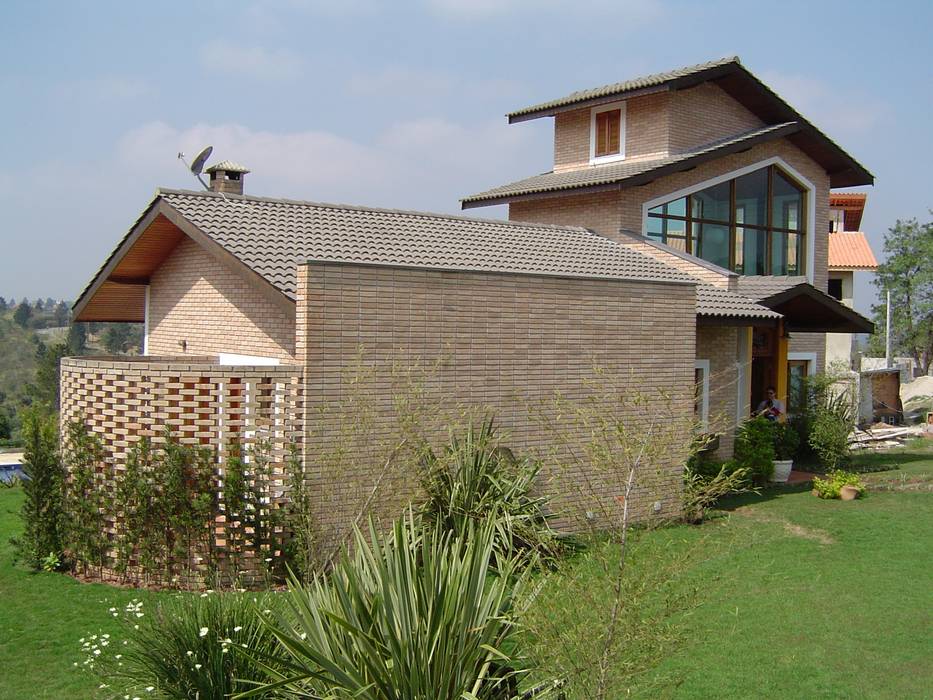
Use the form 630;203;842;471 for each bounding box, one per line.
204;161;250;195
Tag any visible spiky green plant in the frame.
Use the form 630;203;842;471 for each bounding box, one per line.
88;592;284;700
239;513;529;699
418;418;562;568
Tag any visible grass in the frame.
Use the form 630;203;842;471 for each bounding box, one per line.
524;440;933;698
0;488;170;699
1;441;931;698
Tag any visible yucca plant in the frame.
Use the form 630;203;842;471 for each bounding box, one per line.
238;513;529;699
418;418;563;568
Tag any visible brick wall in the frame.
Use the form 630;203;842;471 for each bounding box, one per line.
148;237;296;361
669;83;764;153
696;326;740;459
296;263;696;543
60;356;304;586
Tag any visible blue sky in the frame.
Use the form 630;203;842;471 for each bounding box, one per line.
1;0;930;315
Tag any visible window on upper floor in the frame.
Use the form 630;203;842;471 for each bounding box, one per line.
646;164;806;276
590;102;625;163
829;208;845;232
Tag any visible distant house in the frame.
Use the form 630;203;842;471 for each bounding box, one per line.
825;193;879;369
64;57;873;561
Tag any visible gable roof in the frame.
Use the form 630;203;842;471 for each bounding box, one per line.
462;123;797;208
828;232;878;270
74;189;778;324
502;56;872;189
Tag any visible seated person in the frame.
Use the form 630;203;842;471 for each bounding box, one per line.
755;386;785;421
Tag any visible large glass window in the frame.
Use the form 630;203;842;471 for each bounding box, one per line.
646;164;806;276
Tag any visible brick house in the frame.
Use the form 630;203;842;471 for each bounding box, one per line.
65;57;872;553
463;56;873;439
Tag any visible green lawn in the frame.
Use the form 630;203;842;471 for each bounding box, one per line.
0;489;170;699
1;442;931;698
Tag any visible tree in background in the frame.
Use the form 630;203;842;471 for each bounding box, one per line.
67;322;87;355
13;301;32;328
53;301;71;327
102;324;137;354
0;410;11;440
0;297;7;311
870;215;933;374
34;299;44;312
33;342;69;408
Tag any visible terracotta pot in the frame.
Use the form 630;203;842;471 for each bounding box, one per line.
840;485;860;501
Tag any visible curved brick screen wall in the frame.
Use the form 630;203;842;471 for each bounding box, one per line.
59;356;304;585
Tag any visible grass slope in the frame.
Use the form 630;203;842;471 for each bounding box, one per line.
0;489;168;699
0;443;930;698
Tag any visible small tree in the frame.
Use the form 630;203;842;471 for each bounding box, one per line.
870;215;933;374
53;301;70;327
12;406;65;569
67;322;87;355
32;342;68;407
13;301;32;328
0;296;7;311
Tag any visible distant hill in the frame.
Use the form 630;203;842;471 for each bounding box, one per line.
0;300;142;441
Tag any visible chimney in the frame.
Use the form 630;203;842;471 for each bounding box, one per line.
204;160;250;195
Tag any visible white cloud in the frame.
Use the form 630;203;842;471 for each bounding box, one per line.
200;39;305;81
761;71;889;138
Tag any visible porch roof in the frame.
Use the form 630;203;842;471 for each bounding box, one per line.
736;276;874;333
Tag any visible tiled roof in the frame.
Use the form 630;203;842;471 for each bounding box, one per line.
736;276;810;301
205;160;250;173
158;189;697;298
461;123;797;207
696;285;781;320
828;232;878;270
508;56;740;120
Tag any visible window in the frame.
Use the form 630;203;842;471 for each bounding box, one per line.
787;359;811;414
590;103;625;162
646;164;806;276
694;360;710;430
829;208;845;233
828;277;843;301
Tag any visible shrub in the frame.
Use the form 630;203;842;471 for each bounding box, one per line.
11;405;65;570
84;592;284;699
733;417;775;484
812;470;865;499
773;421;800;461
683;463;755;523
418;417;562;568
808;389;853;471
242;514;527;699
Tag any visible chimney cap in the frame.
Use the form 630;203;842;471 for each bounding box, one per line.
205;160;250;174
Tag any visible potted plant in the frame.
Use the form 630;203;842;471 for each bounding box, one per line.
771;421;799;483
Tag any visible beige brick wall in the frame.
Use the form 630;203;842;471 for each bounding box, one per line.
696;326;740;459
553;92;672;172
510;190;622;233
297;263;696;541
148;237;296;360
669;83;764;153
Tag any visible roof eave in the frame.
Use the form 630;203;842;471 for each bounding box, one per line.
462;122;800;209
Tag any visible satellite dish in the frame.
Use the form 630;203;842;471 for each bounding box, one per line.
190;145;213;175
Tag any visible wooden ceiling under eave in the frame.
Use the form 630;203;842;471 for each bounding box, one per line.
74;214;185;322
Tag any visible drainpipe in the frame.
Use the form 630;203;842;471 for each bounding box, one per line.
885;289;892;369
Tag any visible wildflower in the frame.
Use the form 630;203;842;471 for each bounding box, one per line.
146;688;154;693
194;663;202;670
93;649;101;656
233;626;243;632
199;627;209;637
186;651;194;656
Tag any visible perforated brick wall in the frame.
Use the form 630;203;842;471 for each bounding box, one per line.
60;356;303;586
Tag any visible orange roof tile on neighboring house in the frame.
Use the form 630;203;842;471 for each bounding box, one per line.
829;192;867;231
828;232;878;270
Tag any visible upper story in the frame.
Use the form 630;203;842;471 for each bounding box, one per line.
826;192;878;306
462;57;874;293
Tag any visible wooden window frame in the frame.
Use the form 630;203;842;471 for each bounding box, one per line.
589;101;626;164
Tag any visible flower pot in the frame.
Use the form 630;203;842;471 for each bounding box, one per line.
771;459;794;483
840;485;860;501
